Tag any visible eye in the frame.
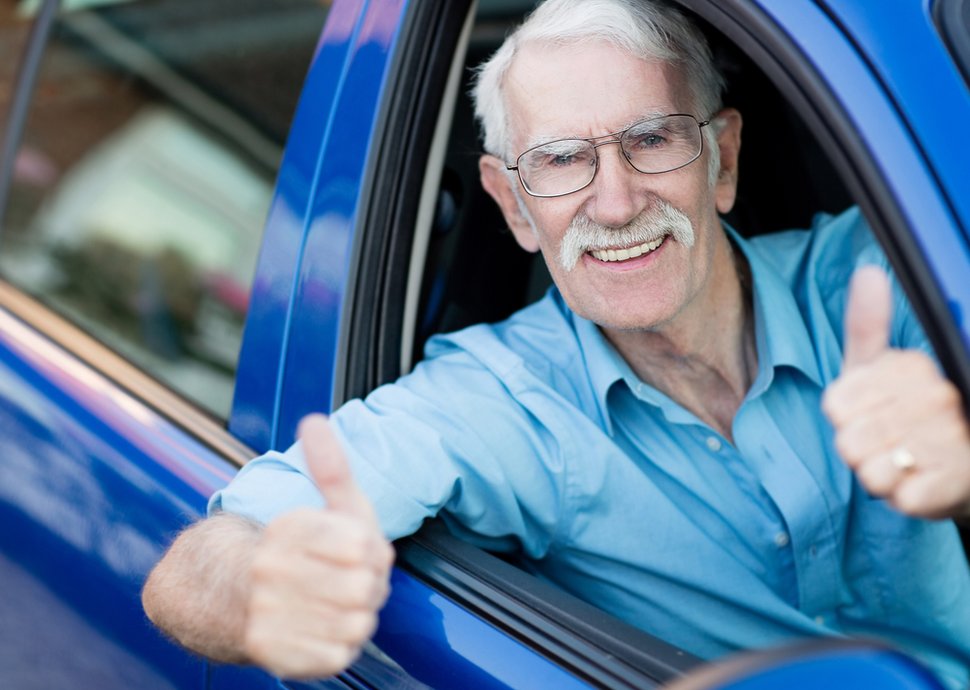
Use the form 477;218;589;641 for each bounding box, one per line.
525;143;593;170
629;131;667;149
548;153;578;167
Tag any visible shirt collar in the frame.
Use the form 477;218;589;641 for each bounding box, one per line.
570;223;823;435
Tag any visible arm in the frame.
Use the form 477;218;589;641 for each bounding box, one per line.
143;512;261;664
142;415;395;679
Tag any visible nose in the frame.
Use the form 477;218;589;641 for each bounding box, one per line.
585;141;645;228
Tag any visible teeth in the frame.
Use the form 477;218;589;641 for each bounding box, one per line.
591;236;665;262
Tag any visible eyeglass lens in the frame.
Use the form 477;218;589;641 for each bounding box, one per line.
517;114;703;197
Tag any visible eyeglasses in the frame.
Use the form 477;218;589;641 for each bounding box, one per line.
506;114;710;198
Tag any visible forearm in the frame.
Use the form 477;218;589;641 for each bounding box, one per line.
142;512;261;664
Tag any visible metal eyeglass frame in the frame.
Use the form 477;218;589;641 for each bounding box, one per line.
505;113;711;198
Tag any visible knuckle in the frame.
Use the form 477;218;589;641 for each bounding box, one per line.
373;577;391;608
243;624;273;665
332;642;362;672
834;432;863;467
897;350;936;380
342;531;371;563
821;387;844;423
249;553;280;585
343;577;375;608
934;380;962;409
910;351;937;375
892;487;923;516
380;541;396;571
343;611;378;643
856;463;889;496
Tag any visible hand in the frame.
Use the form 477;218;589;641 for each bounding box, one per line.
822;266;970;519
243;414;395;679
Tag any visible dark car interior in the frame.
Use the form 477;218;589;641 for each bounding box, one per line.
412;1;852;359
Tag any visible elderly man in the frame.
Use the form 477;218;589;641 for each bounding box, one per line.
142;0;970;687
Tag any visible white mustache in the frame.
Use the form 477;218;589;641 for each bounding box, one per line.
558;201;696;271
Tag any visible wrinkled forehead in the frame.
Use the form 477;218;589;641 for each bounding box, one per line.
503;39;692;154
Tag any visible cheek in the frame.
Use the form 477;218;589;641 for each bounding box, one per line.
527;204;580;250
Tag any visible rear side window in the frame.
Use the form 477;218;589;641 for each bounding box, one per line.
0;0;328;417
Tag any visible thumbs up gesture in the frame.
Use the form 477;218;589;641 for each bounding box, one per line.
822;266;970;519
242;414;395;679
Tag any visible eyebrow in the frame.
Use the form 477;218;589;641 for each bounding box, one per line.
522;110;671;152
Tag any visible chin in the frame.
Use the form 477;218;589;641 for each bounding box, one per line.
566;293;678;333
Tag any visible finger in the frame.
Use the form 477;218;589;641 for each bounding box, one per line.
891;465;970;520
253;591;380;647
262;511;389;568
854;449;912;498
298;413;375;522
299;564;391;610
246;617;359;681
823;350;939;425
843;265;892;369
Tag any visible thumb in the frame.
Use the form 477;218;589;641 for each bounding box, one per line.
298;413;375;522
843;265;892;369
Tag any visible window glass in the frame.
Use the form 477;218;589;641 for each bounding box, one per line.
0;0;330;417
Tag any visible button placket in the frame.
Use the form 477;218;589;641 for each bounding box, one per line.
735;395;847;618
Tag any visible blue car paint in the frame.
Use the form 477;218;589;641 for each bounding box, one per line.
275;0;410;451
0;306;231;688
702;647;944;690
820;0;970;240
231;0;383;454
231;0;411;454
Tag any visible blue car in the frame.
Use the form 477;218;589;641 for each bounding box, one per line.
0;0;967;687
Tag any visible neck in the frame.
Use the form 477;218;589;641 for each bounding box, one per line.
603;232;756;441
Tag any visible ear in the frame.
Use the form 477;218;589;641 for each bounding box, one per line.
712;107;742;215
479;154;541;253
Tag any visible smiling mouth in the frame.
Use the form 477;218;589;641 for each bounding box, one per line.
589;235;666;262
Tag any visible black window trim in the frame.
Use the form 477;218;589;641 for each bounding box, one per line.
933;0;970;90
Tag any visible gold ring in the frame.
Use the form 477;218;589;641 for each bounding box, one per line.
889;446;917;471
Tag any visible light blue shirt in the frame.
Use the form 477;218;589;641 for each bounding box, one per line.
211;208;970;688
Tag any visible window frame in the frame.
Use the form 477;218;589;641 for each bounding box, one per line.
934;0;970;90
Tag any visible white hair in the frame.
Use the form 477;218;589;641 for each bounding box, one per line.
472;0;726;181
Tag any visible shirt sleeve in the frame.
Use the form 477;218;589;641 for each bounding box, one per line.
208;331;572;559
808;207;932;354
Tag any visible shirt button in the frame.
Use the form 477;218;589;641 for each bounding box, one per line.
706;437;722;452
814;615;826;626
774;532;790;548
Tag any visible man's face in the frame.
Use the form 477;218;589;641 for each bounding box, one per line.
481;40;741;333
